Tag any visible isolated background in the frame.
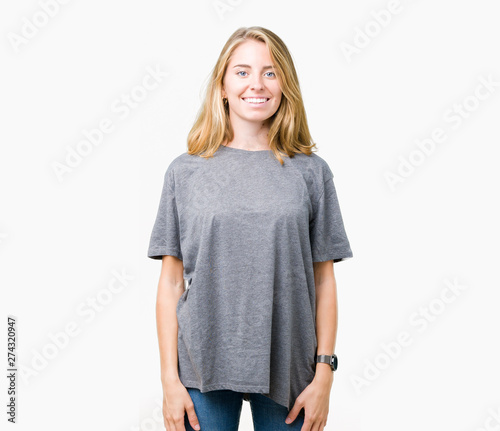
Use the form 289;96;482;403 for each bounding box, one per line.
1;1;499;430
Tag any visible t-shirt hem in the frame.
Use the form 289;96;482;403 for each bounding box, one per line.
180;380;270;394
312;251;353;263
147;246;182;260
180;379;296;412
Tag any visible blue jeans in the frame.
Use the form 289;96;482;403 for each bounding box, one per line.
184;388;305;431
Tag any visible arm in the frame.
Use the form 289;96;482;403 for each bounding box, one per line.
285;260;337;425
313;260;337;385
156;256;202;430
156;255;185;385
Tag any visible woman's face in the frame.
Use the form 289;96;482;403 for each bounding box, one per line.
222;39;282;126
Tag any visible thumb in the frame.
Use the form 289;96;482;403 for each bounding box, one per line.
185;402;201;430
285;399;303;424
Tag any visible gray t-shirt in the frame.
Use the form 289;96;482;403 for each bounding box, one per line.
147;145;353;416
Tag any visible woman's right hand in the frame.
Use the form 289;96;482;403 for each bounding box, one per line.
162;378;200;431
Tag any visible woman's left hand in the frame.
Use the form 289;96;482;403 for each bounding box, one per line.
285;371;334;431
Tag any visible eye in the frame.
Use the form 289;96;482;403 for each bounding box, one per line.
236;70;248;77
265;71;276;78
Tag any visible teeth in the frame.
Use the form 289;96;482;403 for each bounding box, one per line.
243;98;268;103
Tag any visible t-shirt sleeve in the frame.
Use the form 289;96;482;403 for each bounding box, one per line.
310;174;353;263
147;166;183;261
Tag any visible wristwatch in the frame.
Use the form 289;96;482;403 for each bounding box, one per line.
315;353;338;372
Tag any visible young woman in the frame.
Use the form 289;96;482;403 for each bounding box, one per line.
148;26;353;431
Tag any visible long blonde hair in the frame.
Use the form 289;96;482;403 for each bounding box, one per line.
187;26;318;165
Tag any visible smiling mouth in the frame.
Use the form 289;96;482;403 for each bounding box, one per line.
242;97;270;104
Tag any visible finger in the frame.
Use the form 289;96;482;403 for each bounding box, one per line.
185;402;201;430
163;400;171;431
310;419;321;431
166;408;185;431
301;416;313;431
285;403;301;424
172;413;186;431
167;414;178;431
163;408;171;431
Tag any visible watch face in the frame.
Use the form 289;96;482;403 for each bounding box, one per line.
332;354;338;371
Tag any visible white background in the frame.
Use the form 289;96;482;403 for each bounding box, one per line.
1;1;499;430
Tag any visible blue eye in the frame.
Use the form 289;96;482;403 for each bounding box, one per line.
236;70;275;78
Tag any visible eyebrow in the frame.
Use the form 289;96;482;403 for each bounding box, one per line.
232;64;275;70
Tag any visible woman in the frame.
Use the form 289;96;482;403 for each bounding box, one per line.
148;26;353;431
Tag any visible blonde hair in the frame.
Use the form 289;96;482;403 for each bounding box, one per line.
186;26;318;165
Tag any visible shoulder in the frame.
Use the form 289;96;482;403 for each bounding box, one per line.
287;150;334;185
162;152;197;184
286;150;335;206
165;152;191;172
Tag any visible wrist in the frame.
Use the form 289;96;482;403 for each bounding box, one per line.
161;373;181;386
315;361;334;374
314;364;334;384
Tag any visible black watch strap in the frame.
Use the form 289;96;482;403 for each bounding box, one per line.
315;353;338;371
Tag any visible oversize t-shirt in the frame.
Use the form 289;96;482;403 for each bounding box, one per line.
147;145;353;415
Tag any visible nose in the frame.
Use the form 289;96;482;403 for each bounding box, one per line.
250;74;265;90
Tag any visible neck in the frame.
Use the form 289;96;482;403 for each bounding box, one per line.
227;115;271;150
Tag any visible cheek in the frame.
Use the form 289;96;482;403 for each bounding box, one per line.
226;80;246;97
271;85;282;100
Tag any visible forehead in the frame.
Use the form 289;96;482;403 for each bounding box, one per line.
228;39;272;65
